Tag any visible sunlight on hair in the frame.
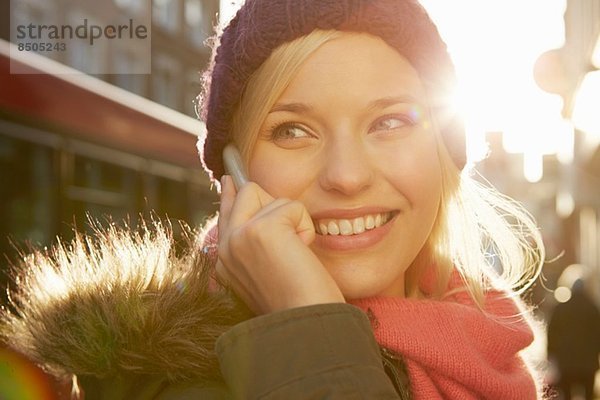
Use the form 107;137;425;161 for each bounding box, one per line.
36;256;69;301
445;175;545;300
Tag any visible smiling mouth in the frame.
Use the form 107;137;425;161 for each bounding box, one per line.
314;212;397;236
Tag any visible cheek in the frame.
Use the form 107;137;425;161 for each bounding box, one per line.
383;139;442;207
248;146;314;198
248;156;281;195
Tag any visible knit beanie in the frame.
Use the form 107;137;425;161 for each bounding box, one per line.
198;0;466;182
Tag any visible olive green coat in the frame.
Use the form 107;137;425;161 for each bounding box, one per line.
0;222;409;399
79;304;406;399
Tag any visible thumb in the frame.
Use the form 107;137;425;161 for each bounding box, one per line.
293;203;316;246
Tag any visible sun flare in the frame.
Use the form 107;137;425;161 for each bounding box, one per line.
419;0;569;181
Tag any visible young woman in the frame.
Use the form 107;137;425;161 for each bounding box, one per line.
1;1;545;399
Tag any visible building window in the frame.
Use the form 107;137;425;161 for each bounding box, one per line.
0;136;58;253
113;47;146;95
152;53;181;109
185;0;208;47
70;155;139;231
113;0;144;15
66;12;107;74
153;0;179;33
11;0;50;27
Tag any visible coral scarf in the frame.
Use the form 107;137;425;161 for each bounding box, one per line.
351;277;539;399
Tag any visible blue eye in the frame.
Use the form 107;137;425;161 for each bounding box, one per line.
369;115;414;133
271;122;312;141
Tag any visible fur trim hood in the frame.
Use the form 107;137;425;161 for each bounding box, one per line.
0;220;250;383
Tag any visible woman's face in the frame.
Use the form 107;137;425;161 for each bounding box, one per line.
248;33;442;299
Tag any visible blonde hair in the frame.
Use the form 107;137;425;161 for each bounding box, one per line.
230;29;545;306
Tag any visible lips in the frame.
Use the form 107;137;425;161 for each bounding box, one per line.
311;209;399;251
314;212;395;236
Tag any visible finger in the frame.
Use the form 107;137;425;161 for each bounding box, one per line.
250;199;316;245
295;204;316;245
227;182;275;228
247;197;292;220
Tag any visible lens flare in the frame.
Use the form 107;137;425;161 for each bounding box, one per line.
0;348;58;400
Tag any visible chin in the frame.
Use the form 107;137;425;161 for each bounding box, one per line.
335;275;403;300
323;256;408;300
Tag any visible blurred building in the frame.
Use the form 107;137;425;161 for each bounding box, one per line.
560;0;600;284
0;0;221;294
480;0;600;306
2;0;220;117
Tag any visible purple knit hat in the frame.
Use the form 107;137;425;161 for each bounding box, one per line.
198;0;465;182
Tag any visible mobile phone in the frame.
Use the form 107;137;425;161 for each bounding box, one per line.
223;143;249;190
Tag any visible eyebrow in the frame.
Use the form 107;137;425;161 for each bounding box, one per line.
269;102;313;114
268;95;423;115
366;95;422;111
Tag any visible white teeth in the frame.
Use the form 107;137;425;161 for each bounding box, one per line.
352;217;365;234
327;220;340;235
319;222;328;235
339;219;353;235
316;212;393;236
365;215;375;230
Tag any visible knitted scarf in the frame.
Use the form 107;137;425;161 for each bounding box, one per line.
350;275;540;399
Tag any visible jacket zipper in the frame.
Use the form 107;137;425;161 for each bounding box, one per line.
380;346;412;400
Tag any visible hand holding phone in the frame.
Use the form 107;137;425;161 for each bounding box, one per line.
218;143;344;314
223;144;249;189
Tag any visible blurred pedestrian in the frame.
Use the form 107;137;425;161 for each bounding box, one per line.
548;278;600;400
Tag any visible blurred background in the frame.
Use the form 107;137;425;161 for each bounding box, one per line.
0;0;599;399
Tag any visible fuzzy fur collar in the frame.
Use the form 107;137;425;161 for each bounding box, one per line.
0;220;250;383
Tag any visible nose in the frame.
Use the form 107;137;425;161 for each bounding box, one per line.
319;136;375;196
